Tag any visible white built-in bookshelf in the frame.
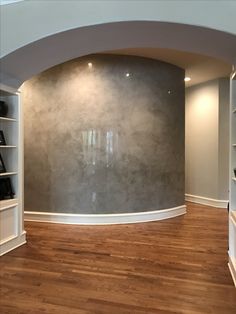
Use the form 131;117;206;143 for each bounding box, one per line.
0;84;26;256
229;71;236;286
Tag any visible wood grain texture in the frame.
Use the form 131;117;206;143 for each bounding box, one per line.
1;202;236;313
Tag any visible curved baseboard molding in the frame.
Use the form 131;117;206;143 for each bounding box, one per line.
24;205;186;225
185;194;228;208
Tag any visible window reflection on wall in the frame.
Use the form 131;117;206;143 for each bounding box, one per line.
82;129;119;168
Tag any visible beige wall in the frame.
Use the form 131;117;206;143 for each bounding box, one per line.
185;78;229;201
219;79;230;200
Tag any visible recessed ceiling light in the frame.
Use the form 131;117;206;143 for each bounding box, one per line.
88;62;93;68
126;73;130;77
184;77;191;82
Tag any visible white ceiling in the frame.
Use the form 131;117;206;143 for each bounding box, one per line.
102;48;232;87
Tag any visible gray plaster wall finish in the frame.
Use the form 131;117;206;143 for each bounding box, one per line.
22;54;185;214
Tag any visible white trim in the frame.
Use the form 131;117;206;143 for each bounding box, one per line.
0;231;26;256
185;194;228;208
0;234;17;246
0;1;24;6
228;255;236;287
0;199;18;211
0;83;18;94
24;205;186;225
230;211;236;226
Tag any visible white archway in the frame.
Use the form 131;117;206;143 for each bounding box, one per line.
0;21;236;88
0;19;236;285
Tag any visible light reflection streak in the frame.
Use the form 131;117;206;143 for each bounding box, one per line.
82;129;119;167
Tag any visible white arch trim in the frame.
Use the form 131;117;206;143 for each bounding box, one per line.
0;21;236;88
0;0;24;5
1;0;236;57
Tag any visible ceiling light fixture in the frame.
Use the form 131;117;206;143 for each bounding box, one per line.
88;62;93;68
184;77;191;82
126;73;130;77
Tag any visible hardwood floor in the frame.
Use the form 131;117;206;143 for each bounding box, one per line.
1;202;236;314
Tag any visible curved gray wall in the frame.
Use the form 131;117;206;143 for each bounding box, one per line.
22;54;185;214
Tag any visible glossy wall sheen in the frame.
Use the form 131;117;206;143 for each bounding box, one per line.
22;55;185;214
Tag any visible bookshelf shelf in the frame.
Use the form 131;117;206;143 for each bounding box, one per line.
0;85;25;256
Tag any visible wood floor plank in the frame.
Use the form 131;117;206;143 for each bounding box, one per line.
0;202;236;313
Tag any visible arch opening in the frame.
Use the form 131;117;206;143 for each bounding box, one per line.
1;21;235;89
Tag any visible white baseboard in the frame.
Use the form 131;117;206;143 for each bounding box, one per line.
24;205;186;225
228;255;236;287
185;194;228;208
0;231;26;256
